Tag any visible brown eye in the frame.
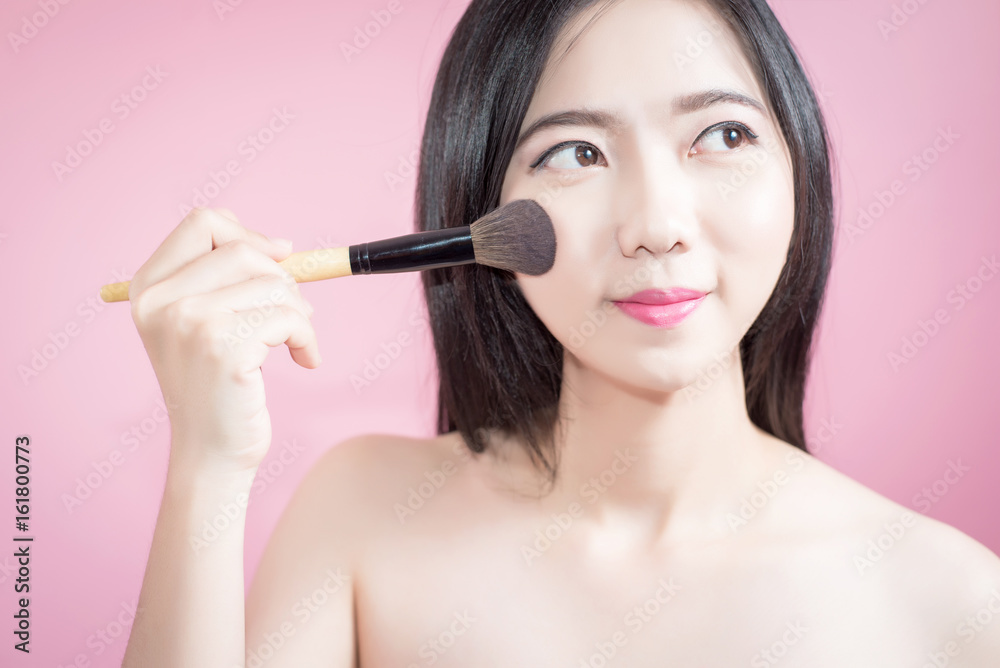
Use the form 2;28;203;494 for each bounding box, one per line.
575;145;599;166
534;142;605;170
692;123;758;154
722;128;743;149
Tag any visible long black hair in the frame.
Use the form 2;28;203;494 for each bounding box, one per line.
416;0;835;485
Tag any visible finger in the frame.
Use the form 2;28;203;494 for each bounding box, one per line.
130;208;293;299
214;207;240;223
230;305;321;371
137;240;301;314
189;274;314;320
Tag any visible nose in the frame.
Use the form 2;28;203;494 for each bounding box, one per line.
614;148;696;259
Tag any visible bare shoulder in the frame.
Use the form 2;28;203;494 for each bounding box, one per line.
245;432;468;665
774;438;1000;578
762;437;1000;659
304;430;475;528
308;430;470;496
797;444;998;565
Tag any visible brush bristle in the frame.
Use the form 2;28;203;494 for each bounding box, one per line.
469;200;556;276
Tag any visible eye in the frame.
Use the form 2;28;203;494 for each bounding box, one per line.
530;141;606;170
691;122;758;154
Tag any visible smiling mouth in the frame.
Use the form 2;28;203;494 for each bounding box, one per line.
612;289;707;328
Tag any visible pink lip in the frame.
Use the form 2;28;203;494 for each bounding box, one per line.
612;288;707;328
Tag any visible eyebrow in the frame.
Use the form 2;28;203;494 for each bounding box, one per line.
513;88;767;151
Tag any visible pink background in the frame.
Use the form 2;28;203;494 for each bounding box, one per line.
1;0;997;665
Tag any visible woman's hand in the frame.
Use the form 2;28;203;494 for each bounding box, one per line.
128;207;320;474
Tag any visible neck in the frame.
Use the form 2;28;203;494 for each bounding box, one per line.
483;349;783;547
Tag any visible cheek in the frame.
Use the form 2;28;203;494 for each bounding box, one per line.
500;165;608;334
703;143;795;321
515;205;604;342
501;177;614;344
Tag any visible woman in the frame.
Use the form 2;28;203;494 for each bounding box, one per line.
123;0;1000;665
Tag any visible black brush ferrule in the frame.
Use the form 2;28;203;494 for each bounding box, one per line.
349;227;475;275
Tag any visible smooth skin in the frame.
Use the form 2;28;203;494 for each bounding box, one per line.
123;0;1000;666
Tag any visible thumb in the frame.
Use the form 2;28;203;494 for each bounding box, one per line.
211;207;295;260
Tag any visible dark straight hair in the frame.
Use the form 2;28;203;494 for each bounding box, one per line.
415;0;835;485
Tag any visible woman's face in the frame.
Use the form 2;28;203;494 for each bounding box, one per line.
500;0;795;394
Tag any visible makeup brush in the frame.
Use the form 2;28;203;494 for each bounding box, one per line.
99;199;555;302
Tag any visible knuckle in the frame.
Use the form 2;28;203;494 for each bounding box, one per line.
251;273;275;293
290;305;316;331
222;238;256;262
127;279;142;304
131;282;172;327
129;288;153;326
206;207;244;235
181;208;210;232
261;272;287;288
213;207;239;223
165;309;231;361
264;277;293;303
298;295;315;317
279;303;303;323
163;296;201;335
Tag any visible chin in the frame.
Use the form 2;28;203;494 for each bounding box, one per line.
568;343;727;396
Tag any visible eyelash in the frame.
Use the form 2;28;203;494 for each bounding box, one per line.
528;121;760;170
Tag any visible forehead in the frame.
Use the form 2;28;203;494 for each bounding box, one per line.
529;0;767;120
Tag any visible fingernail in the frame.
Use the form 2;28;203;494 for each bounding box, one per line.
271;237;294;249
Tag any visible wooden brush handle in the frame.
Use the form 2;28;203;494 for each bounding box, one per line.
99;246;353;302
